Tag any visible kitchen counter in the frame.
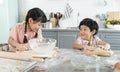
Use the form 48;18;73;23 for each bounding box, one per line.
0;57;37;72
0;49;119;72
26;49;120;72
41;28;120;49
42;27;120;31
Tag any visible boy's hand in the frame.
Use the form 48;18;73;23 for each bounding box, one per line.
97;41;106;45
97;45;110;51
97;41;110;50
84;45;95;51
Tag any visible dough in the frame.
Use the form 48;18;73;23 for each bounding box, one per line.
83;48;113;56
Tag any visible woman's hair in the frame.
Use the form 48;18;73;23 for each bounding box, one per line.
78;18;99;36
23;8;47;43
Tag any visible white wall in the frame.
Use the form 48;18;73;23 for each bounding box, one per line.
18;0;120;28
0;0;18;43
8;0;18;29
0;0;9;43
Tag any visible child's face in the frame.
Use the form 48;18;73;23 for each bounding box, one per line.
79;25;95;41
29;18;43;32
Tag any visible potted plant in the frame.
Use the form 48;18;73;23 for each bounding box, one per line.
96;13;108;28
105;20;120;29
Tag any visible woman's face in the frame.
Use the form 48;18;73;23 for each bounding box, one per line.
28;18;43;32
79;25;95;41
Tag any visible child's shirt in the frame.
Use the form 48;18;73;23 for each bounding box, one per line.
76;36;102;47
9;23;42;44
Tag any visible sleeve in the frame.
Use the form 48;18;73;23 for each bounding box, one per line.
95;36;102;44
95;36;111;49
95;36;102;41
75;37;82;44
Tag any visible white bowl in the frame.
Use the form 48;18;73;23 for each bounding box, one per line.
29;38;57;53
106;24;120;29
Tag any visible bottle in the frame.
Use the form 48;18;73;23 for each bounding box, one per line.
50;12;56;28
47;21;53;29
44;20;52;29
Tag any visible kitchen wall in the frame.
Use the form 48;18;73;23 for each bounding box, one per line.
18;0;120;28
0;0;119;43
0;0;9;43
0;0;18;43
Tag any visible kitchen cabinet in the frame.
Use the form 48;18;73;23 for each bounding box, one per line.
42;29;58;47
98;30;120;50
42;29;79;49
58;31;78;48
42;28;120;50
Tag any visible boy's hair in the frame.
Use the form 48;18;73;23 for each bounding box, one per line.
78;18;99;36
23;8;47;43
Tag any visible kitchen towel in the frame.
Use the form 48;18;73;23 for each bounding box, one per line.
63;3;73;20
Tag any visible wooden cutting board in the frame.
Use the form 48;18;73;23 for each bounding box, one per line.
0;51;30;61
107;11;120;21
0;51;45;61
0;47;58;61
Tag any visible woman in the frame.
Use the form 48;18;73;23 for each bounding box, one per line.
8;8;47;51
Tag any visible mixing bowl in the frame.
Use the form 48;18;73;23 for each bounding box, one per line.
29;38;57;53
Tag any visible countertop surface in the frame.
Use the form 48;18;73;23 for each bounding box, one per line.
0;49;120;72
42;27;120;32
0;57;35;72
28;49;120;72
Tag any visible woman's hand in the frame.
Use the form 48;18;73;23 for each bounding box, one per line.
15;44;30;51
